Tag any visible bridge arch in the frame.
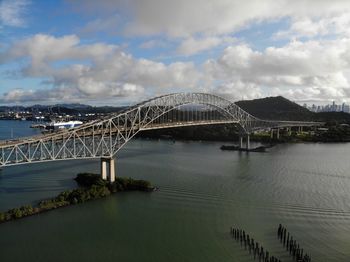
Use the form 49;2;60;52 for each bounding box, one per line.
109;94;246;154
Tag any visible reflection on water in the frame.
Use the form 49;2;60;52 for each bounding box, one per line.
0;121;350;262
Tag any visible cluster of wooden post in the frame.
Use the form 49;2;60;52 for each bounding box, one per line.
230;227;281;262
277;224;311;262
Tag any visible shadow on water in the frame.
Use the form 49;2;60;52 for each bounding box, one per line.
0;185;67;194
0;159;97;180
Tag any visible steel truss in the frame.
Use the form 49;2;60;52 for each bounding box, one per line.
0;93;322;167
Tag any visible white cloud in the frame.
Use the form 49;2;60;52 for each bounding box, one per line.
3;1;350;104
71;0;350;38
2;33;350;104
275;12;350;39
78;15;121;36
0;34;201;103
3;33;350;104
205;39;350;102
177;36;236;56
69;0;350;58
215;81;262;101
0;0;30;27
139;39;168;49
0;87;81;104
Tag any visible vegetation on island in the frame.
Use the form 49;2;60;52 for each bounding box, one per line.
0;173;154;223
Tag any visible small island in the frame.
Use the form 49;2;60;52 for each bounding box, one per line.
0;173;156;224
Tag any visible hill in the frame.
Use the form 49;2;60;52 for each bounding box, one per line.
235;96;314;121
236;96;350;124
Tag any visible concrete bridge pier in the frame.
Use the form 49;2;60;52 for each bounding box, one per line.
238;134;250;150
101;157;116;183
246;134;250;150
239;135;244;149
270;128;280;140
101;159;107;180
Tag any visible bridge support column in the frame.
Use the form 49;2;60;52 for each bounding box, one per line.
101;157;116;183
239;136;243;149
109;158;116;183
246;134;250;150
276;128;280;140
270;129;274;139
101;158;107;180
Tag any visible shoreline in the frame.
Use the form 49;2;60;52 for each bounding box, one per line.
136;135;350;144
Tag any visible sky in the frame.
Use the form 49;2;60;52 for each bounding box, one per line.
1;0;350;106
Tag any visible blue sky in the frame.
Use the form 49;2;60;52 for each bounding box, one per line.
1;0;350;105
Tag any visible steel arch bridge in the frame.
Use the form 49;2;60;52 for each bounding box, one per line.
0;93;322;168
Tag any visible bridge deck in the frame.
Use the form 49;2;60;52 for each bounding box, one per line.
0;119;322;148
0;120;237;147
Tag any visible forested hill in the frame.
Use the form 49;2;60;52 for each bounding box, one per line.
235;96;313;121
235;96;350;123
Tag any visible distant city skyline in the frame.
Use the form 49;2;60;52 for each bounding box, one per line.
303;101;350;113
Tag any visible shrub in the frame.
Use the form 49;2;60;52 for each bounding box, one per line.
0;212;5;222
75;173;106;187
8;208;23;219
20;205;33;216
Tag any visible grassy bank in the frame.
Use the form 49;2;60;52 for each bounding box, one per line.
0;173;155;223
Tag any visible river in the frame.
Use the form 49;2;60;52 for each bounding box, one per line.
0;120;349;262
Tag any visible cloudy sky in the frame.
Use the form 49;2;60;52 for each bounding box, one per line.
1;0;350;105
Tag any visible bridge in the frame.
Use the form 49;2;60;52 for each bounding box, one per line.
0;93;322;181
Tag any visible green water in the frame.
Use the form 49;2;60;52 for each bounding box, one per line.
0;121;350;261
